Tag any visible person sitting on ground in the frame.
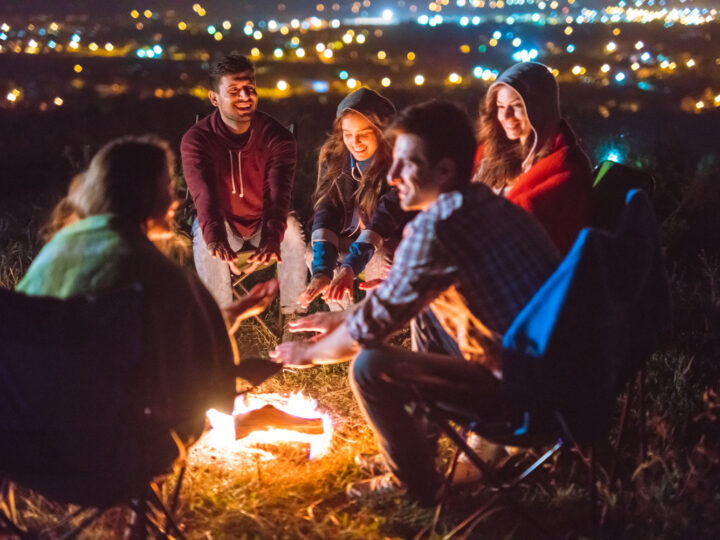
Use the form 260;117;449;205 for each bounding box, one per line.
298;87;412;311
474;61;593;255
16;135;277;449
270;100;560;506
181;53;306;316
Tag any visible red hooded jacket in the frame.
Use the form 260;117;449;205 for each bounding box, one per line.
476;121;592;254
181;109;297;248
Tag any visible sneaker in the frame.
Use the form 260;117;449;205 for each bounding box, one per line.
346;473;405;500
451;433;506;485
354;453;389;476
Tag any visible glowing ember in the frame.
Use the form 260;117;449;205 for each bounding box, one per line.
202;392;333;461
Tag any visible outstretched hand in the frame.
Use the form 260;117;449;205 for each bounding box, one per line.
208;240;236;263
359;278;384;290
288;310;347;337
244;240;282;276
323;266;354;303
298;275;331;309
223;279;279;334
269;341;315;368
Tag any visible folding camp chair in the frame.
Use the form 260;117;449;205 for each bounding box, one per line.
0;286;192;539
413;189;671;538
590;160;660;492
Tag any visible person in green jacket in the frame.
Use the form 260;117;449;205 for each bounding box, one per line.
17;135;276;450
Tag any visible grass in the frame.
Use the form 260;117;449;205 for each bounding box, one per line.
2;174;720;539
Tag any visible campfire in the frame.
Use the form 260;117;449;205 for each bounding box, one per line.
192;392;334;464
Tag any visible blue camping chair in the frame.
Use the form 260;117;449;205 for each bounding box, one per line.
413;189;671;538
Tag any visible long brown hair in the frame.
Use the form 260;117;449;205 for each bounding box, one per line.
313;111;393;225
473;85;531;190
43;135;176;241
475;85;559;190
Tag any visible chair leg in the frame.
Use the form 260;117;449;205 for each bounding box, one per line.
588;443;598;540
638;367;647;461
125;499;147;540
0;505;25;538
608;380;632;487
57;507;107;540
424;434;467;539
148;482;186;539
170;465;186;515
232;281;280;340
0;481;20;534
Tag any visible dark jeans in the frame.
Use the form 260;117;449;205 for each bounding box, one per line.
349;343;510;503
411;308;462;356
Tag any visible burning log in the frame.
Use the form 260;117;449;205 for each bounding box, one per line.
200;392;334;462
233;404;324;440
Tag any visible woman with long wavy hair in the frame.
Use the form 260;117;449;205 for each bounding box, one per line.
448;62;595;485
474;62;593;254
299;87;411;310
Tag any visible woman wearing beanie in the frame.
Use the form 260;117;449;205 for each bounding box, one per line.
298;87;412;310
474;62;593;254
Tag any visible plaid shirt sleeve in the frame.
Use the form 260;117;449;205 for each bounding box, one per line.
345;204;459;346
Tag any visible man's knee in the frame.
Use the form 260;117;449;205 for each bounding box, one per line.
350;347;395;389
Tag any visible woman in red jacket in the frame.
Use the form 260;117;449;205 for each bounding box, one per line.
474;62;593;254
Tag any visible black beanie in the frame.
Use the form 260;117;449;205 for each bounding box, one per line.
336;87;396;129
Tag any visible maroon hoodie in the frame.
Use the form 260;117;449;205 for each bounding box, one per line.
181;109;297;247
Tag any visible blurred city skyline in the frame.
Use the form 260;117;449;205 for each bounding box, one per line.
3;0;717;20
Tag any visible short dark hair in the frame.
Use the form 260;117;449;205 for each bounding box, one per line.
210;54;256;90
390;100;476;189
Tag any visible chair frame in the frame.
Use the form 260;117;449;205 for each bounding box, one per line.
0;465;187;540
410;399;598;540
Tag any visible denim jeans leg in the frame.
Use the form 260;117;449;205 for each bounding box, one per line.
411;308;463;355
278;214;308;314
192;219;247;308
349;345;509;502
192;218;233;308
349;348;442;502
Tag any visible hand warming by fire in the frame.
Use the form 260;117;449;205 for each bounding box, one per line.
195;278;335;462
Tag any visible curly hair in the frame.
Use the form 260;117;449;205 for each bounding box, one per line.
313;111;393;226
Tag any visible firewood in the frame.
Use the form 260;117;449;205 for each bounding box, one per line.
233;405;324;439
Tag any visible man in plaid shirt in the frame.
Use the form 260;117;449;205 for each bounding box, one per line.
271;100;560;505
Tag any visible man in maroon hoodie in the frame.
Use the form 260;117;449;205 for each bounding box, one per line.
181;54;306;314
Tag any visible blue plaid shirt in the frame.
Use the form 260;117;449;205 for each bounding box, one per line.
346;183;560;375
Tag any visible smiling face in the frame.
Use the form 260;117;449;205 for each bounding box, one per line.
209;72;258;133
387;133;446;211
341;111;379;162
495;85;533;145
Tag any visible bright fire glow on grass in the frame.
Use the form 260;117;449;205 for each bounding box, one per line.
202;392;333;461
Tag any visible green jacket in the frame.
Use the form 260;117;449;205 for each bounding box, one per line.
18;214;236;445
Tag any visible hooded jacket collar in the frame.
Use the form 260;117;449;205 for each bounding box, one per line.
490;62;561;172
211;109;255;151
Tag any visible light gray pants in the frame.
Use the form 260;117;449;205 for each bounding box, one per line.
193;215;307;313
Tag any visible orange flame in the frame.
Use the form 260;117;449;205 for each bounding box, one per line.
203;392;333;461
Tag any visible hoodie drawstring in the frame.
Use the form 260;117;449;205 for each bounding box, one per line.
228;150;244;198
